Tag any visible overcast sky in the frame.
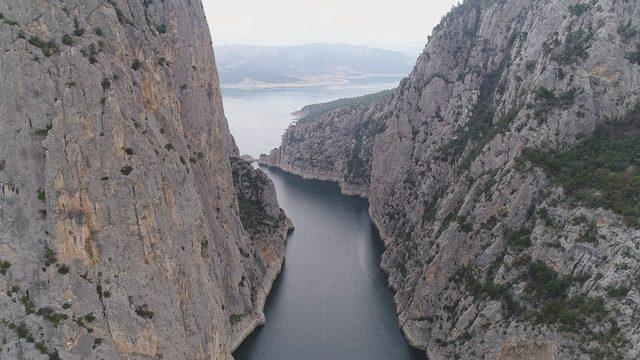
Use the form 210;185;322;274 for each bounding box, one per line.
203;0;460;53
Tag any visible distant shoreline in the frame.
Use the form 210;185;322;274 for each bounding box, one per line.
221;74;405;91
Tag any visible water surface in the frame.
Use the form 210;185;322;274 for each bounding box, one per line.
233;167;423;360
222;83;398;157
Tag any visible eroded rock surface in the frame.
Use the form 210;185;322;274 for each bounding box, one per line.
0;0;288;359
261;0;640;358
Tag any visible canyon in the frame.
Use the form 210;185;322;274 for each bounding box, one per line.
1;0;639;359
261;0;640;358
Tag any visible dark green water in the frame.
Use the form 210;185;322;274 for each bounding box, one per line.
234;166;423;360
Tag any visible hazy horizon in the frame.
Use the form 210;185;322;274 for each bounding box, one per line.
203;0;460;55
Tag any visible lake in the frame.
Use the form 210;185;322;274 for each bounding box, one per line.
222;83;399;158
233;167;423;360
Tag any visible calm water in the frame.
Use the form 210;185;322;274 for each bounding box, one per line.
222;83;399;157
233;166;423;360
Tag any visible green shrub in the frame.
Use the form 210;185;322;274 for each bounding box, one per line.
21;294;36;314
28;36;58;57
481;216;498;230
579;222;599;243
457;216;473;233
503;226;532;249
568;4;591;17
164;143;174;150
62;34;74;46
37;190;46;202
37;307;68;326
606;285;629;299
35;124;53;136
107;0;132;26
95;28;104;36
552;28;593;65
451;265;519;318
134;304;154;319
15;322;31;339
35;341;47;354
4;18;19;27
83;313;96;322
131;59;142;70
229;314;243;325
8;285;20;296
62;303;72;309
533;87;581;119
0;260;10;275
101;77;111;91
527;260;569;300
156;24;167;34
120;165;133;176
0;159;5;171
44;246;57;267
124;147;134;156
57;264;70;274
626;44;640;65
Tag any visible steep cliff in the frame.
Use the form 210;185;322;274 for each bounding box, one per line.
0;0;288;359
261;0;640;358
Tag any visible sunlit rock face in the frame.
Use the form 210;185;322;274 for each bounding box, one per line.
261;0;640;358
0;1;289;358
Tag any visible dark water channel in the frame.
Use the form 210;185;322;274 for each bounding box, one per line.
234;166;423;360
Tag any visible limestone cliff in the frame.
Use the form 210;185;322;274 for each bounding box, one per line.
261;0;640;358
0;0;288;359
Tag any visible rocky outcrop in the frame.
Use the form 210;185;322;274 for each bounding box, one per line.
262;0;640;358
0;1;288;359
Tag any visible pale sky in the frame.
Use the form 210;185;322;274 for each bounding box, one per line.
203;0;460;53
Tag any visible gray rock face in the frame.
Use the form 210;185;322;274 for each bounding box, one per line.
261;0;640;358
0;1;288;359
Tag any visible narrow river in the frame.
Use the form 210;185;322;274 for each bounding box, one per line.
233;166;422;360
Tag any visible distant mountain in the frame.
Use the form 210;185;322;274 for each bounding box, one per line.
215;44;413;89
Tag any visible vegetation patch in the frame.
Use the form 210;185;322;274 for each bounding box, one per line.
523;105;640;225
451;265;519;318
229;313;243;326
131;58;142;70
533;87;580;119
568;4;591;17
35;124;53;136
44;246;57;267
552;28;593;65
626;44;640;65
296;89;394;124
120;165;133;176
28;36;58;57
503;226;532;250
238;198;277;239
37;307;68;327
37;190;46;202
0;260;10;275
134;304;154;319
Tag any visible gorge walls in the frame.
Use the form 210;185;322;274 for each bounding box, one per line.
261;0;640;358
0;0;288;358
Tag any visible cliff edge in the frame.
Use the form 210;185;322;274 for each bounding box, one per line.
261;0;640;358
0;0;288;358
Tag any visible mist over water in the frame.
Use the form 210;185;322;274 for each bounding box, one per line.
233;167;422;360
